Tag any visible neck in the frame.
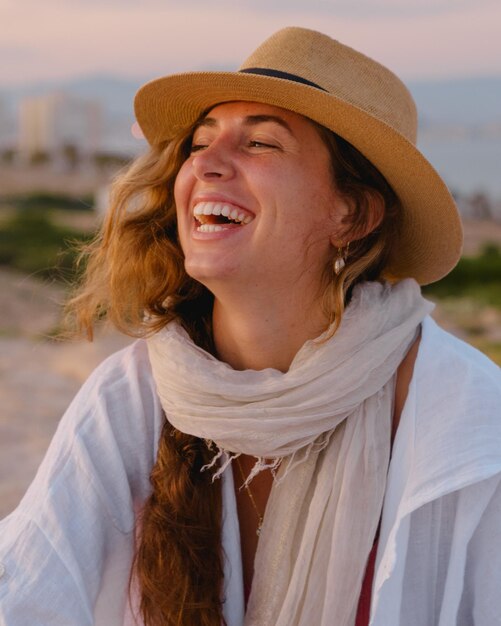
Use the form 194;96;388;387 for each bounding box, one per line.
212;291;329;372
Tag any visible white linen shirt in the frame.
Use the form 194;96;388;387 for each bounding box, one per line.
0;317;500;625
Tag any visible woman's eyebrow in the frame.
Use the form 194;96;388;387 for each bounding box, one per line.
243;115;293;135
194;114;293;135
193;117;218;131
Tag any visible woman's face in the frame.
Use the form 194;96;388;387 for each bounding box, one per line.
174;102;348;297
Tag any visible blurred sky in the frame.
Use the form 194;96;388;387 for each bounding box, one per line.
2;0;501;86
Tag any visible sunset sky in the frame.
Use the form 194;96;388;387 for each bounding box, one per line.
2;0;501;86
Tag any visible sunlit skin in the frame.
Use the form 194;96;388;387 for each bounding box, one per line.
174;102;350;373
173;101;420;602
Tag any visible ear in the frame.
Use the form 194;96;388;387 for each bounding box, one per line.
328;194;351;248
330;191;385;248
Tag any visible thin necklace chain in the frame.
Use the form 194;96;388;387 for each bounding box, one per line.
235;457;264;537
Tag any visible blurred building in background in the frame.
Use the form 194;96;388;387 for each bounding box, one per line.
0;97;12;150
17;92;102;164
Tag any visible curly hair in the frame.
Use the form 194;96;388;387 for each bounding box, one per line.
64;112;401;626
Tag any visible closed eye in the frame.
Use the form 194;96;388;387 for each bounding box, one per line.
248;140;279;149
190;143;208;153
190;140;277;153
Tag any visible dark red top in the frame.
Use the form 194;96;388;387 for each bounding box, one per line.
355;539;379;626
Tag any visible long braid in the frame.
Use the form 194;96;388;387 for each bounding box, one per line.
134;422;225;626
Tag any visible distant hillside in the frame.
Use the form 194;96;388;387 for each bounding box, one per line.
409;76;501;127
0;75;141;118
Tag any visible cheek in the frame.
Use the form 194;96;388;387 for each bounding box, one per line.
292;182;342;250
173;161;193;211
172;165;194;253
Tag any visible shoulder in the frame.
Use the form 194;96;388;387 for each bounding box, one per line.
417;316;500;407
60;338;164;466
402;317;501;503
68;338;163;441
76;338;155;401
14;339;165;530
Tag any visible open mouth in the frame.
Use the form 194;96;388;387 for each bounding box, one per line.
193;202;254;232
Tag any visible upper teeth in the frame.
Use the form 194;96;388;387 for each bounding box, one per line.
193;202;253;224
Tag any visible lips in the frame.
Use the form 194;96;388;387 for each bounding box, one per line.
192;201;254;232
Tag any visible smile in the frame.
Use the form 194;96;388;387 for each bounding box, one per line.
193;202;254;232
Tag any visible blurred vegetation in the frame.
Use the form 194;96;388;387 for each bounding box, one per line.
0;147;131;172
423;243;501;364
92;151;131;170
423;243;501;308
1;192;94;212
1;148;16;165
0;208;92;281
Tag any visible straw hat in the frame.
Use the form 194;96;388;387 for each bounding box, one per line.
135;26;463;285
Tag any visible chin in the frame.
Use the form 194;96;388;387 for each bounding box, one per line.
184;260;239;288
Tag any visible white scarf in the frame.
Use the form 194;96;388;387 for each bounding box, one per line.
147;279;433;626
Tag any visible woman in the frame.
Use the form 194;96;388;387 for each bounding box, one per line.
1;27;500;626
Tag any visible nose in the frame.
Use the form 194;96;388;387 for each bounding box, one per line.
191;138;236;181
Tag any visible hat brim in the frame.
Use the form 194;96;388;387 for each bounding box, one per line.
134;71;463;285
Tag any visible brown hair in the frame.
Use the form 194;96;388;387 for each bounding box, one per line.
64;113;400;626
314;124;400;335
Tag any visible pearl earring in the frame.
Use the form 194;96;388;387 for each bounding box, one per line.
334;242;350;275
